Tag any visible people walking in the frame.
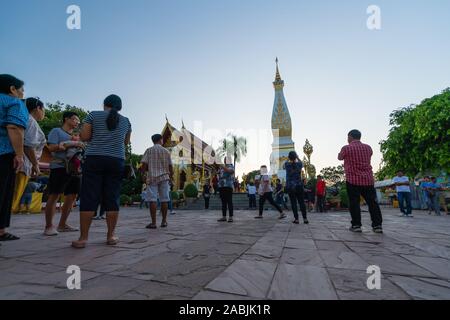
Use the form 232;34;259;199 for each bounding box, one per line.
392;170;413;217
217;157;235;222
316;175;326;213
274;178;288;210
0;74;28;241
247;181;257;209
212;174;219;195
306;179;316;212
44;111;82;236
425;177;443;216
203;180;212;209
255;165;285;219
284;152;308;224
420;176;433;213
72;94;132;248
338;129;382;233
141;134;173;229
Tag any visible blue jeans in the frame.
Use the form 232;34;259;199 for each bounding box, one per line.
397;192;412;215
275;193;288;210
430;193;441;215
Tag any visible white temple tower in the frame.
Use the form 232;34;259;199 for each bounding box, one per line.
269;58;295;181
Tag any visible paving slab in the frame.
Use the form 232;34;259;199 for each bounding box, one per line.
0;206;449;299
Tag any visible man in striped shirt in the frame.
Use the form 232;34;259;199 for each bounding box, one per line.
338;129;383;233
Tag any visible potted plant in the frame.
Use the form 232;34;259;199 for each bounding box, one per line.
120;194;132;207
184;184;199;204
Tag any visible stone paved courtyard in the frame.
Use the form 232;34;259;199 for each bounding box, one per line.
0;205;449;300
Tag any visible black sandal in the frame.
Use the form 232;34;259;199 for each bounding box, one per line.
0;233;20;241
146;224;157;229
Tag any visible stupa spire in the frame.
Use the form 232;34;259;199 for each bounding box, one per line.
275;57;282;81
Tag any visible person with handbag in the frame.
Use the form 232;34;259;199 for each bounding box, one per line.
284;152;308;224
44;111;82;236
72;94;132;248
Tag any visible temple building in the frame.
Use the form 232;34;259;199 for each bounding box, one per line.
161;118;216;191
270;58;296;181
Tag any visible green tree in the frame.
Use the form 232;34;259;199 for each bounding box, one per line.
40;101;89;136
121;143;144;196
243;169;261;184
216;134;247;172
320;165;345;187
377;88;450;179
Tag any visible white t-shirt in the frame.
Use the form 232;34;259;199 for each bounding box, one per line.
20;117;46;176
258;175;272;194
392;176;410;193
247;186;257;195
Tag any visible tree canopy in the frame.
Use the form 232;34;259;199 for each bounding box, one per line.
319;165;345;187
40;101;89;136
216;134;247;172
377;88;450;179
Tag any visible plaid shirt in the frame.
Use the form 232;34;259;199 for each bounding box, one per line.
141;144;172;184
338;141;374;186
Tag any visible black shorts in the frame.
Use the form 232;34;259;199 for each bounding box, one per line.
79;155;124;212
47;168;81;195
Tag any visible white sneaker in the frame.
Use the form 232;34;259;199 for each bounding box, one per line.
44;227;59;236
398;213;406;217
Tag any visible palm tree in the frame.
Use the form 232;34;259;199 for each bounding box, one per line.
216;134;247;173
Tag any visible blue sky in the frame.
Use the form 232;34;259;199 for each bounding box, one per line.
1;0;449;177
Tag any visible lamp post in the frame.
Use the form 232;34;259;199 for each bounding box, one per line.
303;139;314;180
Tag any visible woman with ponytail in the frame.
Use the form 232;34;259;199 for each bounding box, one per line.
72;94;132;249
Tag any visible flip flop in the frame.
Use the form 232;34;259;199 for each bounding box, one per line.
58;225;79;232
160;222;168;228
106;237;119;245
0;233;20;241
71;240;87;249
146;224;157;229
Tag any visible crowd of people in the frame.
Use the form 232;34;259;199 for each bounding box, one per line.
1;73;448;248
392;172;448;217
0;74;134;247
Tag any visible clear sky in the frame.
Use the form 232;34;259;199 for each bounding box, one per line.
1;0;449;178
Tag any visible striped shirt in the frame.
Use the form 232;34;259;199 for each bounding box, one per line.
141;144;173;184
0;94;29;155
84;111;132;160
338;140;374;186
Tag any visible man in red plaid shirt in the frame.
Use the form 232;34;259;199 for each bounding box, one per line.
338;130;383;233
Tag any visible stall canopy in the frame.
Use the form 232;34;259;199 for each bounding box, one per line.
375;179;394;188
